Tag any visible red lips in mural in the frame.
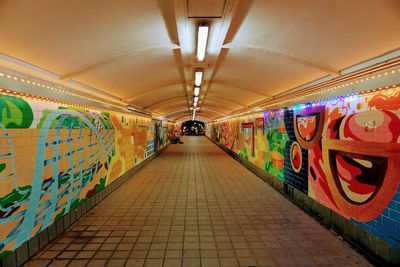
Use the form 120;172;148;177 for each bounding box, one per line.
320;109;400;221
323;139;400;222
294;105;400;222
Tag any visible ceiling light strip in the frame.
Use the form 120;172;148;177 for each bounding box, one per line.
194;70;203;86
194;87;200;96
197;25;209;62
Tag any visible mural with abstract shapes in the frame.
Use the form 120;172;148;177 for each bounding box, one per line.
0;94;170;258
206;86;400;248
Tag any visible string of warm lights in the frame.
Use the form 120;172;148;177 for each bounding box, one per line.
0;69;161;120
0;87;96;110
212;66;400;122
0;87;158;123
291;84;399;111
0;70;127;110
290;68;400;103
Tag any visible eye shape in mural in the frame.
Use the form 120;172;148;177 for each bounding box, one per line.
294;106;325;149
323;139;400;222
284;109;309;193
290;141;302;173
255;117;264;134
242;122;255;157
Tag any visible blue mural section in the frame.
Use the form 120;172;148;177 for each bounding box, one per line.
0;94;171;258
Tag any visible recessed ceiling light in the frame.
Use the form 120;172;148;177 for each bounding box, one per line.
195;70;203;86
194;87;200;96
197;25;209;62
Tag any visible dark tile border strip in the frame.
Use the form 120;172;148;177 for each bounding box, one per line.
0;144;170;267
207;137;400;266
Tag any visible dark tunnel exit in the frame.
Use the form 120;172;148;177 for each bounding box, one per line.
182;120;205;136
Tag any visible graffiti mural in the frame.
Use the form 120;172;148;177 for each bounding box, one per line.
206;86;400;248
0;94;168;258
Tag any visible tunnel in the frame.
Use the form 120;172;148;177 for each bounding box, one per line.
0;1;400;266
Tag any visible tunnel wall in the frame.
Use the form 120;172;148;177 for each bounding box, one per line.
0;94;175;260
206;85;400;262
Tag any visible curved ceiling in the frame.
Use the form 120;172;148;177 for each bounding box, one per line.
0;0;399;121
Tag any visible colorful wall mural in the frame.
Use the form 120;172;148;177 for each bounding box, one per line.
0;94;171;258
207;86;400;248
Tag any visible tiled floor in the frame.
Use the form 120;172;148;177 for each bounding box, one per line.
24;136;371;267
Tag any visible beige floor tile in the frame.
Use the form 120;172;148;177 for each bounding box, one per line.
22;137;372;267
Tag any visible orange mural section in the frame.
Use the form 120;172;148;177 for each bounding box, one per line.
0;94;173;258
207;85;400;248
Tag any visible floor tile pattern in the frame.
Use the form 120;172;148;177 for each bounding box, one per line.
24;136;371;266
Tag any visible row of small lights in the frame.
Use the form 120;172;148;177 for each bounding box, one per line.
0;71;126;110
0;71;156;119
215;84;399;122
286;68;400;105
0;87;160;123
293;84;399;110
0;87;96;110
212;68;400;122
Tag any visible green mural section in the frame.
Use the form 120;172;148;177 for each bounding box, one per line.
0;94;169;258
0;95;33;128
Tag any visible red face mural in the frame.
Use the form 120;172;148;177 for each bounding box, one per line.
303;96;400;221
208;86;400;247
321;109;400;222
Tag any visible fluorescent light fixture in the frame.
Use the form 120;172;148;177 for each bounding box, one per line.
194;96;199;103
195;70;203;86
127;106;136;111
194;86;200;96
197;25;209;61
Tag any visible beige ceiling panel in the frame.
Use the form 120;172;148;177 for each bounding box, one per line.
144;96;187;110
206;84;266;106
187;0;226;17
199;104;234;114
73;47;181;99
214;47;325;96
174;114;216;122
172;110;216;120
152;100;188;113
130;84;185;107
196;110;222;118
232;0;400;70
202;96;243;111
0;0;171;74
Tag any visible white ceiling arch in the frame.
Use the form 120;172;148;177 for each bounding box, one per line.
175;115;208;124
0;0;399;121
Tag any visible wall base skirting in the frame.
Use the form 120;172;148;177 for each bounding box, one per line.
208;137;400;266
0;145;170;267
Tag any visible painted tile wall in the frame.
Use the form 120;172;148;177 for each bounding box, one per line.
0;94;171;258
206;86;400;248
